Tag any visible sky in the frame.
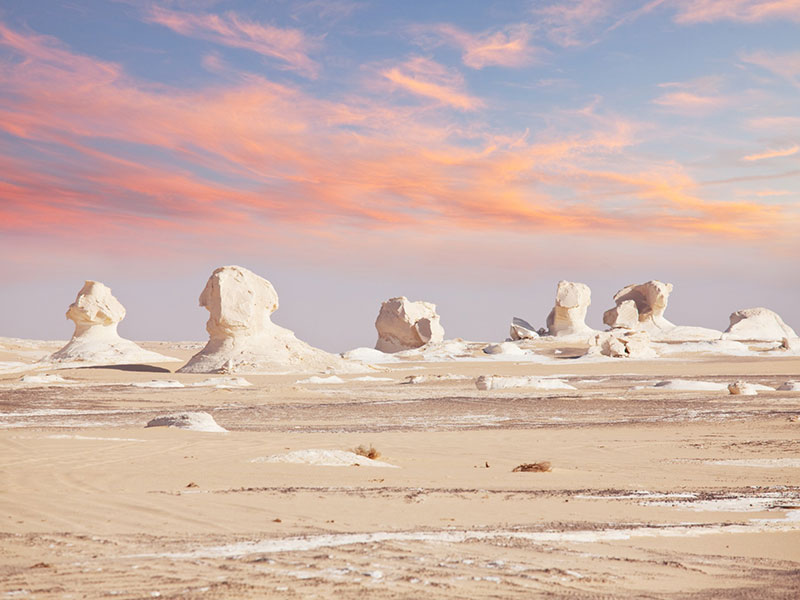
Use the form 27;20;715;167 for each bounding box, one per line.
1;0;799;352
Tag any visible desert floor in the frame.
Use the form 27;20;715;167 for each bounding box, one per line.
1;340;799;599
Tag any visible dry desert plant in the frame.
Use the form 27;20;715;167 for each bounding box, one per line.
352;444;381;460
512;461;552;472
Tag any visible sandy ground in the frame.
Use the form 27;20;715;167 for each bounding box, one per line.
1;339;799;598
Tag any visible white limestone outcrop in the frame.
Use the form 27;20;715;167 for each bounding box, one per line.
722;307;797;342
603;280;674;334
546;281;594;337
178;266;356;374
375;296;444;353
603;280;721;342
145;412;227;432
48;281;177;365
509;317;538;340
588;330;657;359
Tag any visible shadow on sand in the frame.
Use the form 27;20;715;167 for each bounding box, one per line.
78;364;173;373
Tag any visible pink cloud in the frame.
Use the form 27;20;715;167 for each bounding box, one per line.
413;23;542;69
0;20;796;254
741;50;800;87
672;0;800;24
143;5;320;77
742;145;800;161
381;56;485;110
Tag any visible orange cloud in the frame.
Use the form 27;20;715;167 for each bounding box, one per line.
672;0;800;24
143;6;320;77
0;20;796;253
414;24;541;69
743;145;800;161
381;57;484;110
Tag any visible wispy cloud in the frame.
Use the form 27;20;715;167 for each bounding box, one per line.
412;23;542;69
0;20;796;251
381;56;485;110
143;5;320;77
743;145;799;161
741;49;800;88
531;0;612;47
671;0;800;24
652;77;730;114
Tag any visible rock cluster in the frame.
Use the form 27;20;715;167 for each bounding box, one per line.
603;280;674;334
374;296;444;353
588;330;656;359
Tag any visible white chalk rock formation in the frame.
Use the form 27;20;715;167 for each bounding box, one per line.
546;281;594;337
145;412;227;432
375;296;444;353
722;308;797;342
603;280;722;342
603;280;675;334
509;317;538;340
48;281;177;365
778;381;800;392
588;330;657;359
178;266;355;374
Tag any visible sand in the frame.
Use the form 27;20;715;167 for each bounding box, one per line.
1;339;799;598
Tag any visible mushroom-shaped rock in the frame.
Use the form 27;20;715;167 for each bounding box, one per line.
47;281;177;365
722;307;797;342
546;281;594;337
375;297;444;353
178;266;356;374
509;317;538;340
604;280;674;335
587;330;657;359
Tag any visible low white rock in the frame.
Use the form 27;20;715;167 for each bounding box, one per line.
19;374;72;385
483;342;526;356
777;381;800;392
476;375;576;391
651;380;728;392
253;449;397;468
723;307;797;342
295;375;345;384
588;330;657;359
131;380;185;388
728;381;758;396
189;377;253;388
509;317;538;340
145;412;227;432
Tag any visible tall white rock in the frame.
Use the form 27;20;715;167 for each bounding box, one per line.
179;266;355;373
375;297;444;353
722;307;797;342
48;281;177;365
546;281;594;337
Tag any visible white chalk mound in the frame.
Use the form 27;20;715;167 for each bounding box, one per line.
482;342;526;356
588;330;657;359
778;381;800;392
722;307;797;342
728;381;774;396
375;296;444;353
253;449;397;468
509;317;538;340
651;380;728;392
47;281;178;366
546;281;594;337
476;375;576;391
145;412;227;432
178;266;355;374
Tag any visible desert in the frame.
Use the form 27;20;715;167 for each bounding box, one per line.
2;270;799;599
